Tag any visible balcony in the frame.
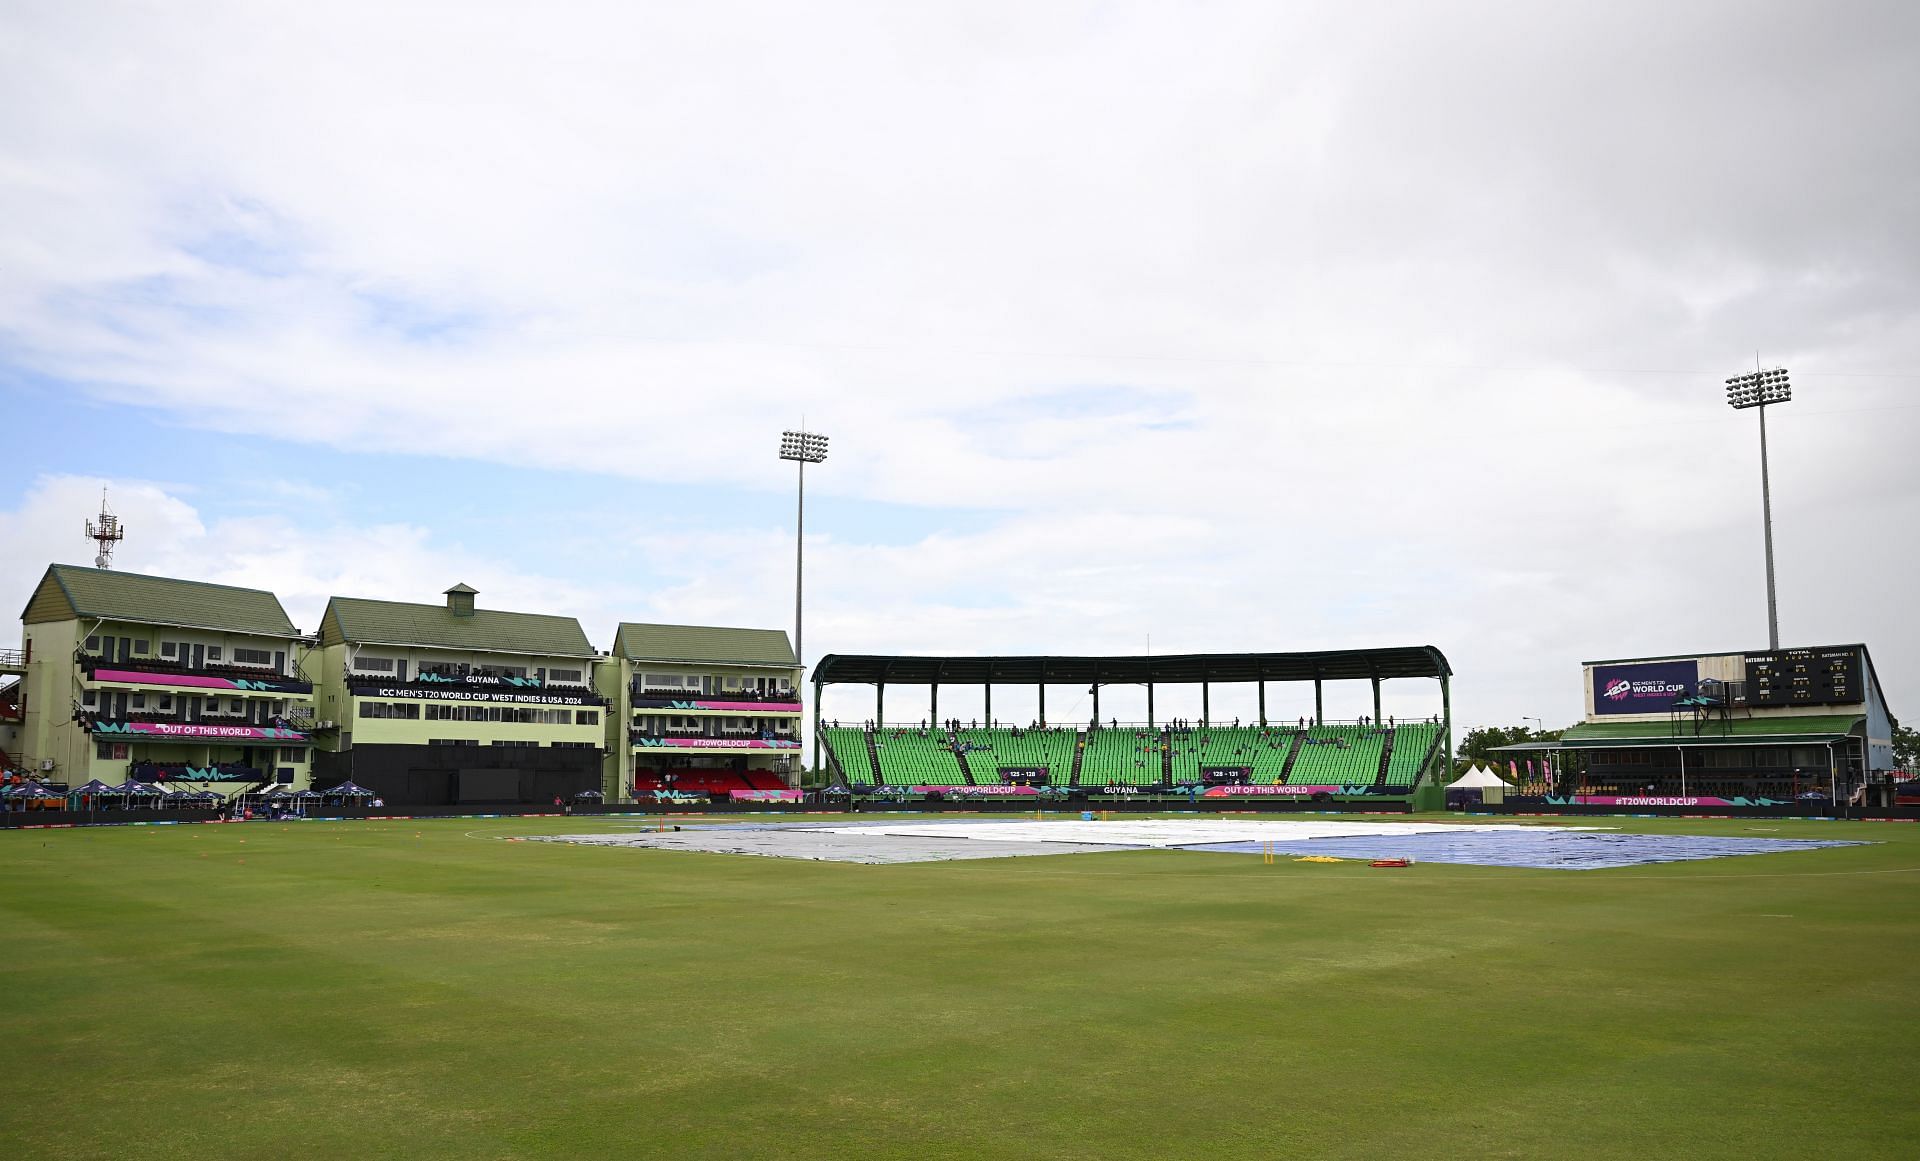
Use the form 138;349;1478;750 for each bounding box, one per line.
630;685;802;713
81;656;312;695
629;727;800;752
347;673;606;705
87;716;311;744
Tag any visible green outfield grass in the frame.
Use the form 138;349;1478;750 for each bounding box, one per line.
2;812;1916;1160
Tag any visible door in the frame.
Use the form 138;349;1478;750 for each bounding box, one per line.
274;650;285;675
192;643;204;670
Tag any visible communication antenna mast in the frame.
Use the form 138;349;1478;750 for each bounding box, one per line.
86;488;126;569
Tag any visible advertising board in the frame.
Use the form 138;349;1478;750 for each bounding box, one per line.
1591;660;1697;716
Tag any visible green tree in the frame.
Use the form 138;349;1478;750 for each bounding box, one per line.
1894;723;1918;772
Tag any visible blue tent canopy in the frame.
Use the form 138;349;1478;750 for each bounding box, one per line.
322;782;375;797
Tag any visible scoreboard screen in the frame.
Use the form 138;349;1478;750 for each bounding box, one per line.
1743;647;1862;708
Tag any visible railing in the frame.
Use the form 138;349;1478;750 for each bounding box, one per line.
0;647;27;669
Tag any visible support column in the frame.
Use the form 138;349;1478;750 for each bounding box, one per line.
1257;681;1266;727
1314;678;1324;725
810;680;824;789
1441;675;1453;772
1038;682;1046;727
876;682;885;728
1202;681;1210;726
1372;677;1382;725
984;683;992;728
1147;682;1155;728
1091;684;1100;726
930;682;939;728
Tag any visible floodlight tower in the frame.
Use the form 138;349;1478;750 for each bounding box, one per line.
778;430;829;666
85;488;126;569
1724;365;1792;650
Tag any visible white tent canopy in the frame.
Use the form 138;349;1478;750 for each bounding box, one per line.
1447;765;1510;789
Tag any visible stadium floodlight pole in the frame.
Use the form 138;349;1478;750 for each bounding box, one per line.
778;430;830;663
779;429;829;777
1724;365;1792;651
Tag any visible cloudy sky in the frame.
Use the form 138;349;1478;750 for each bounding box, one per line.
2;0;1915;733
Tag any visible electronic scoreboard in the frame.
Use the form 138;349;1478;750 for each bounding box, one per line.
1742;646;1863;708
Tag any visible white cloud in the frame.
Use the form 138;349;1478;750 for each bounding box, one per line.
1;1;1916;729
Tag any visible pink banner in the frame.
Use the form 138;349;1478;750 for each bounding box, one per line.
729;789;804;802
686;700;803;713
100;721;310;741
635;738;800;750
910;784;1039;796
1202;784;1350;797
93;668;309;693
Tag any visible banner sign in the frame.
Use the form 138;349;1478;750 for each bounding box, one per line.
92;668;312;694
94;721;310;742
1591;660;1698;715
633;737;801;749
1200;784;1372;797
1566;795;1732;807
911;784;1038;796
632;697;804;714
351;685;599;707
729;789;804;802
1544;794;1784;808
997;767;1049;785
1202;766;1253;784
414;672;549;688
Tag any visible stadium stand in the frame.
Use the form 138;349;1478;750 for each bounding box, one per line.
955;727;1078;783
823;720;1442;794
1380;722;1440;788
1164;726;1297;783
822;726;878;785
1078;728;1167;786
872;727;968;786
1286;726;1388;785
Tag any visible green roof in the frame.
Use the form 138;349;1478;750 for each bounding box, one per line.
23;564;298;637
614;622;796;668
322;596;594;657
1560;714;1863;747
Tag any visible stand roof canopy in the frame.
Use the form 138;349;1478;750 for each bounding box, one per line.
812;647;1452;688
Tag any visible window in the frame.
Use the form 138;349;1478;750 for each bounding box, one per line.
644;674;684;687
490;740;540;748
551;741;597;750
358;701;422;720
279;748;308;762
133;640;150;654
549;668;583;684
575;710;600;726
161;642;178;657
206;646;223;661
356;656;396;672
228;699;244;713
500;666;527;679
84;636;100;651
82;690;97;706
97;742;116;760
235;648;272;666
428;738;480;747
158;695;173;711
130;693;147;709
